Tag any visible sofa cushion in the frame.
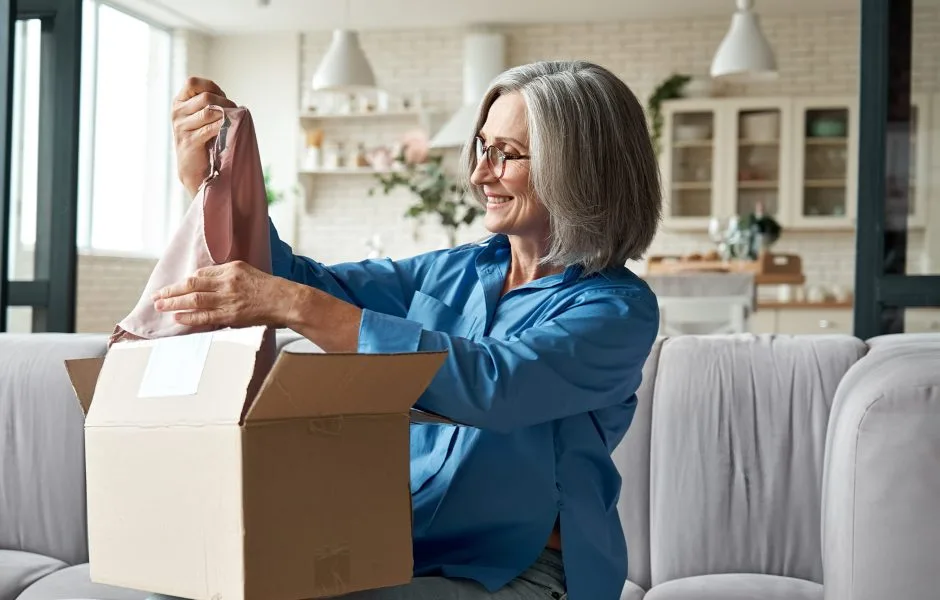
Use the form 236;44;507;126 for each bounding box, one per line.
822;339;940;600
621;579;646;600
649;334;865;586
0;334;109;565
15;564;151;600
611;337;663;591
0;550;66;600
644;574;822;600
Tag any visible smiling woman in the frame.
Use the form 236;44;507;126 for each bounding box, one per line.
155;60;662;600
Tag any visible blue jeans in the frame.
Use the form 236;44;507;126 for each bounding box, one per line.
147;548;566;600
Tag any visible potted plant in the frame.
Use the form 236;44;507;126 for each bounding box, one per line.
647;73;691;156
369;131;482;247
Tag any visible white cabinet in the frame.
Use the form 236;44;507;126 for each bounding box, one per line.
749;306;854;335
659;95;931;231
790;97;858;229
659;100;722;231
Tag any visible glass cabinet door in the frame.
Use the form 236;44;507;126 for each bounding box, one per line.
731;101;789;221
660;102;721;230
908;94;929;228
792;98;858;228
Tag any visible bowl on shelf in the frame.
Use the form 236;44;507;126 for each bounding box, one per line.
741;112;780;142
808;118;846;138
675;123;712;142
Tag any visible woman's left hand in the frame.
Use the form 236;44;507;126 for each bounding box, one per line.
152;261;294;328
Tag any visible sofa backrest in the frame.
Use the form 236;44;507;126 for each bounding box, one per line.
0;329;305;566
611;337;662;590
0;333;107;565
618;334;866;588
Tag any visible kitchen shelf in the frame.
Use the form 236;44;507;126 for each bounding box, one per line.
805;137;848;145
804;179;846;187
671;182;712;190
299;167;399;175
673;140;713;148
299;109;433;121
737;180;779;188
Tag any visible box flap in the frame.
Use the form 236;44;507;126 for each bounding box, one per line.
86;327;268;427
245;350;447;422
64;357;105;415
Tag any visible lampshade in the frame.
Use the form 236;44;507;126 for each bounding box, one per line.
311;29;376;92
710;0;777;80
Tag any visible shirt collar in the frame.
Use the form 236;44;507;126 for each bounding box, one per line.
478;234;588;289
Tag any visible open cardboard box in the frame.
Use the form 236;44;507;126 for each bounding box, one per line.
64;326;448;600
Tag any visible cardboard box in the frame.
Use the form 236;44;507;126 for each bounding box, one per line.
65;326;446;600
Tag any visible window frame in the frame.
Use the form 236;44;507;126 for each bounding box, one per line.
1;0;82;333
854;0;940;338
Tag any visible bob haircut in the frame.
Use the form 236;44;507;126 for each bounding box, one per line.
462;60;662;276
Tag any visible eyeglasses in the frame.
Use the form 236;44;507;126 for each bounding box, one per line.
474;136;530;179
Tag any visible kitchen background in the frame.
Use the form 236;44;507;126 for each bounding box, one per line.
7;0;940;335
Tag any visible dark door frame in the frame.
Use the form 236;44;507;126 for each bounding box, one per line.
855;0;940;339
0;0;81;332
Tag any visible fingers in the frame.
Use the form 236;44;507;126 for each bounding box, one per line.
174;309;226;327
155;291;219;312
152;273;219;302
173;77;226;104
172;93;233;132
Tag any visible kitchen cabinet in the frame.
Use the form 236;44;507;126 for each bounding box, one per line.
749;305;940;335
659;94;932;231
749;305;854;335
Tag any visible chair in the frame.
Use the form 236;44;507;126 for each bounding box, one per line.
656;295;751;335
644;272;755;335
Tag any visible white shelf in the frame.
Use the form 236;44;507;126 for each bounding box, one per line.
299;167;400;175
299;109;432;121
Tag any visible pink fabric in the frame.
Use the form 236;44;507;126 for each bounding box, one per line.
111;106;273;345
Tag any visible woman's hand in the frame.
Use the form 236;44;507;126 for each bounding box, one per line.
153;261;363;352
152;261;294;328
171;77;237;197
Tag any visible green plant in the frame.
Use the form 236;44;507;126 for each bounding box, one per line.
263;166;299;207
647;73;691;156
369;153;482;245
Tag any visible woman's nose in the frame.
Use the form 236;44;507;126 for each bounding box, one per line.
469;156;494;186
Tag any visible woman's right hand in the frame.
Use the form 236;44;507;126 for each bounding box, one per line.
171;77;237;197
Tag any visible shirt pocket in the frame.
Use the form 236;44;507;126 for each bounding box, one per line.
406;291;481;339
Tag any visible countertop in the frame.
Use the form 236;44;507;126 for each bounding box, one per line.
756;300;854;310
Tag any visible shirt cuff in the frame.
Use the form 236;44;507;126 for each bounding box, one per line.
358;309;423;354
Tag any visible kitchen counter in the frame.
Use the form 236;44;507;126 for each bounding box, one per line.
756;300;854;310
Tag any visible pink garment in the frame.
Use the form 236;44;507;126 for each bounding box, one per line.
111;106;273;346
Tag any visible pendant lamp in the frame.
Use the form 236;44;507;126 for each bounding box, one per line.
710;0;777;80
311;2;375;92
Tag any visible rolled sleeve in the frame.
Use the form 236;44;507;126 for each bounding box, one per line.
358;287;660;433
357;309;423;354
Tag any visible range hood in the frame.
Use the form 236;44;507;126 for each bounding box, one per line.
430;29;507;149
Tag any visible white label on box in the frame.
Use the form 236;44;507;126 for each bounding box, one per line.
137;332;213;398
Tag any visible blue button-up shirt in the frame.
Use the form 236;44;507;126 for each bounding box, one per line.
270;221;658;600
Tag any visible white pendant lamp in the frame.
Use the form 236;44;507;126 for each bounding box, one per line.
710;0;777;80
311;2;375;92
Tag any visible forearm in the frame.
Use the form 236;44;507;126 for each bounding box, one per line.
281;280;362;352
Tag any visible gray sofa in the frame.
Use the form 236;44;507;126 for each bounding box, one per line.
1;331;938;600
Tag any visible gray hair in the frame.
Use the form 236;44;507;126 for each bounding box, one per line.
461;60;662;275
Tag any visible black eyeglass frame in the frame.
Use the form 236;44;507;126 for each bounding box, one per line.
474;136;530;179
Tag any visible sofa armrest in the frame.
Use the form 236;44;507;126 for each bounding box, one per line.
822;339;940;600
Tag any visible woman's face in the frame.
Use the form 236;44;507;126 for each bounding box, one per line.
470;92;550;241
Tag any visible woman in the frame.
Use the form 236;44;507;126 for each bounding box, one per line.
158;60;661;600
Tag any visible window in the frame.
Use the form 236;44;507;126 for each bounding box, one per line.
10;1;174;259
77;0;174;256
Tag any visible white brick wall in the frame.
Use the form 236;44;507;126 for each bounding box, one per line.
295;7;939;291
52;6;938;334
